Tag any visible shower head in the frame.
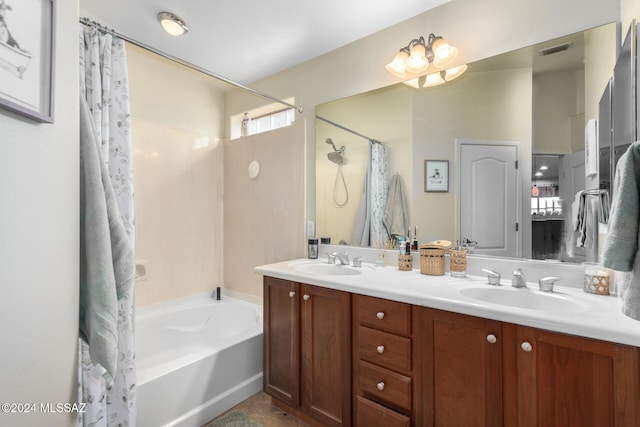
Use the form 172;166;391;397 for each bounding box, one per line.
328;151;344;164
325;138;346;164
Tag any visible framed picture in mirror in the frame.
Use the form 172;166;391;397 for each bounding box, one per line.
425;160;449;192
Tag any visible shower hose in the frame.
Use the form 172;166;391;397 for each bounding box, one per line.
333;164;348;206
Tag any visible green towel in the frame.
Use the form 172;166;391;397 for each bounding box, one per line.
603;141;640;320
79;96;134;383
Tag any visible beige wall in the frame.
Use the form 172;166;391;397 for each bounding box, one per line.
223;121;306;297
127;44;226;306
413;68;533;250
316;86;412;244
0;0;79;426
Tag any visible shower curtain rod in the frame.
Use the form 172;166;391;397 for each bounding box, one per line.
79;17;304;114
315;115;382;144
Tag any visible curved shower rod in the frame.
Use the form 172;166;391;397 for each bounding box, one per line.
79;17;304;114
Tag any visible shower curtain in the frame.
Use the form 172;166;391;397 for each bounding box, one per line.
79;24;136;427
352;141;388;246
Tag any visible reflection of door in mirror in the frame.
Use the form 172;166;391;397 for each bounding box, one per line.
459;142;519;258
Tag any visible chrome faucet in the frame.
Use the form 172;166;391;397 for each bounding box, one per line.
512;268;527;288
481;269;502;285
333;252;350;265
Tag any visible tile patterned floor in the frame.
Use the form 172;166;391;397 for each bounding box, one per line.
203;392;309;427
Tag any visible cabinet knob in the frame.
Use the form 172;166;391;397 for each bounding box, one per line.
289;291;296;298
303;294;310;301
376;382;385;391
376;345;385;354
521;342;533;352
486;334;497;344
376;311;385;320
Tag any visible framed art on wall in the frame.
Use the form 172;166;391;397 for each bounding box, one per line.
425;160;449;192
0;0;55;123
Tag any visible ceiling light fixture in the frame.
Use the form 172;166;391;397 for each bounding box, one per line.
158;12;189;36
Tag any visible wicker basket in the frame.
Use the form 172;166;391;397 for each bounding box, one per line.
398;255;413;271
419;245;445;276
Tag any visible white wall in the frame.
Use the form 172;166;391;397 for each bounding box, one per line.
0;1;79;426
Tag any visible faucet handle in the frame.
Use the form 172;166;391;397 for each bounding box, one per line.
328;252;337;264
352;256;363;268
481;269;501;285
511;268;527;288
538;276;560;292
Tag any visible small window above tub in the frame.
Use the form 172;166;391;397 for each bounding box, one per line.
231;99;296;140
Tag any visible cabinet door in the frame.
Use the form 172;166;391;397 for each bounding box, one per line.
420;308;503;427
301;284;351;427
263;277;300;407
514;326;640;427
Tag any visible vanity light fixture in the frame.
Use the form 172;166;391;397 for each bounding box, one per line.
386;33;460;78
158;12;189;36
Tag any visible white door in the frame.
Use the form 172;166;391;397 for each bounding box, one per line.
460;143;519;257
558;150;586;262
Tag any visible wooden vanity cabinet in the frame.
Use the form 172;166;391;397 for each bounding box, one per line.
263;277;351;427
418;308;503;427
504;323;640;427
353;295;416;426
264;276;640;426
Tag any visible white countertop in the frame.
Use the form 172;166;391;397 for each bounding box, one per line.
255;258;640;347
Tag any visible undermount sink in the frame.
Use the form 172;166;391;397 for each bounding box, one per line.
294;263;362;276
459;287;587;313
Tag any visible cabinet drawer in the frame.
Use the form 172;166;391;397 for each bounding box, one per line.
356;396;410;427
359;326;411;372
357;295;411;336
359;361;412;412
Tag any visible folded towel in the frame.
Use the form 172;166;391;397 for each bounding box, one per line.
383;174;410;240
79;96;134;383
603;141;640;320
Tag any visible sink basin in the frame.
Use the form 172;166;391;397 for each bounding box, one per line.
294;263;362;276
459;287;587;313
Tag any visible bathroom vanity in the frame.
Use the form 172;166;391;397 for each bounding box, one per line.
257;258;640;427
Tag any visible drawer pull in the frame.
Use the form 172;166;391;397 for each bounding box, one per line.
486;334;497;344
376;381;385;391
289;291;296;298
376;311;385;320
521;341;533;352
303;294;310;301
376;345;385;354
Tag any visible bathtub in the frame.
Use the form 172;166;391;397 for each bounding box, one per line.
136;292;263;427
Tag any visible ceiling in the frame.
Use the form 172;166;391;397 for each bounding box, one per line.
80;0;451;86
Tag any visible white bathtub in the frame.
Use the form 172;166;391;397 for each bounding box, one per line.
136;292;263;427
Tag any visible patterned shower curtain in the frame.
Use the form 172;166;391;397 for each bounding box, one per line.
352;141;388;246
78;24;136;427
370;142;388;245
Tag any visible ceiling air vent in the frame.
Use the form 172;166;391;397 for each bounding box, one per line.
539;42;573;56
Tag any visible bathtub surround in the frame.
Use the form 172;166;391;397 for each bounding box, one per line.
127;43;226;306
79;24;137;427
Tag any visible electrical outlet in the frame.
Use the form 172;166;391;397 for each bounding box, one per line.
306;220;315;237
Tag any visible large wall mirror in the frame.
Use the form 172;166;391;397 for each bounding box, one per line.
315;22;617;264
